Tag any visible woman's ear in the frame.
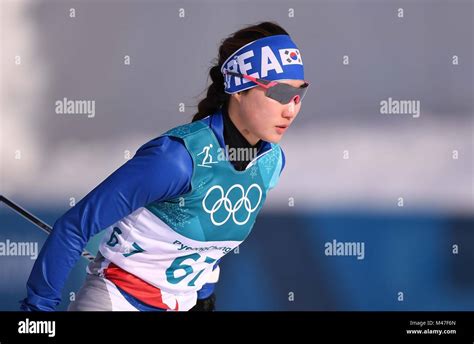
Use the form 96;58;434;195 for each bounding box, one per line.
231;92;242;104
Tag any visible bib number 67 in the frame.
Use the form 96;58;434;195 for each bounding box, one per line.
166;253;216;287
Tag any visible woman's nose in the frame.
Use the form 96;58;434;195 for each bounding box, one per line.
283;101;296;118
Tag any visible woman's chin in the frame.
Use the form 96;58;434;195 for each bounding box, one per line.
263;134;283;144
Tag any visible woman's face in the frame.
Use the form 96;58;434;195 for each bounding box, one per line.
230;79;305;145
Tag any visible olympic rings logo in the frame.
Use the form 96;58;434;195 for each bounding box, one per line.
202;183;263;226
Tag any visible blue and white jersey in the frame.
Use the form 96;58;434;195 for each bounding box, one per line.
20;109;285;311
99;119;283;310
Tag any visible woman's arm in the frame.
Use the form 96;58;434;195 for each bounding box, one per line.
20;136;193;311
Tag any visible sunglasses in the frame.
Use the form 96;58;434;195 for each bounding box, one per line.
224;70;310;105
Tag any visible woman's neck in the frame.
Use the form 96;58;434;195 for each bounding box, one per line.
222;105;261;171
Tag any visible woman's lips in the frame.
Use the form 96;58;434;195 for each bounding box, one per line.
275;125;288;134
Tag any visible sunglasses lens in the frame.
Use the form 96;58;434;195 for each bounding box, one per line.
266;83;309;104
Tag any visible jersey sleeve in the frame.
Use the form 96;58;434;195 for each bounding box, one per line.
20;136;193;311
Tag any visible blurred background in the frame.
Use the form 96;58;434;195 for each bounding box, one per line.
1;0;473;310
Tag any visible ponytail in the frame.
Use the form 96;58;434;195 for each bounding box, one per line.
192;65;229;122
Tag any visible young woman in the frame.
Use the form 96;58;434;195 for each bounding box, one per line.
20;21;308;311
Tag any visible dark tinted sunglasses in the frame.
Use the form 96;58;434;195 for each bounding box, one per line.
224;70;309;105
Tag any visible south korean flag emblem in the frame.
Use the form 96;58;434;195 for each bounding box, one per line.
279;49;303;66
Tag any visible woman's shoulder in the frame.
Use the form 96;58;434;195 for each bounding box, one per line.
137;134;185;153
135;135;193;173
161;119;210;139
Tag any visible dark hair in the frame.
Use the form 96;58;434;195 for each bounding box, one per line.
191;21;289;122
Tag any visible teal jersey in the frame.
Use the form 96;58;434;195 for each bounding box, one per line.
98;113;283;310
147;118;283;242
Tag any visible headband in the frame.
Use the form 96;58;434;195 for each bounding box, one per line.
220;34;305;94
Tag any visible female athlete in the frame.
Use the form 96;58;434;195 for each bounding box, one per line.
20;21;308;311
